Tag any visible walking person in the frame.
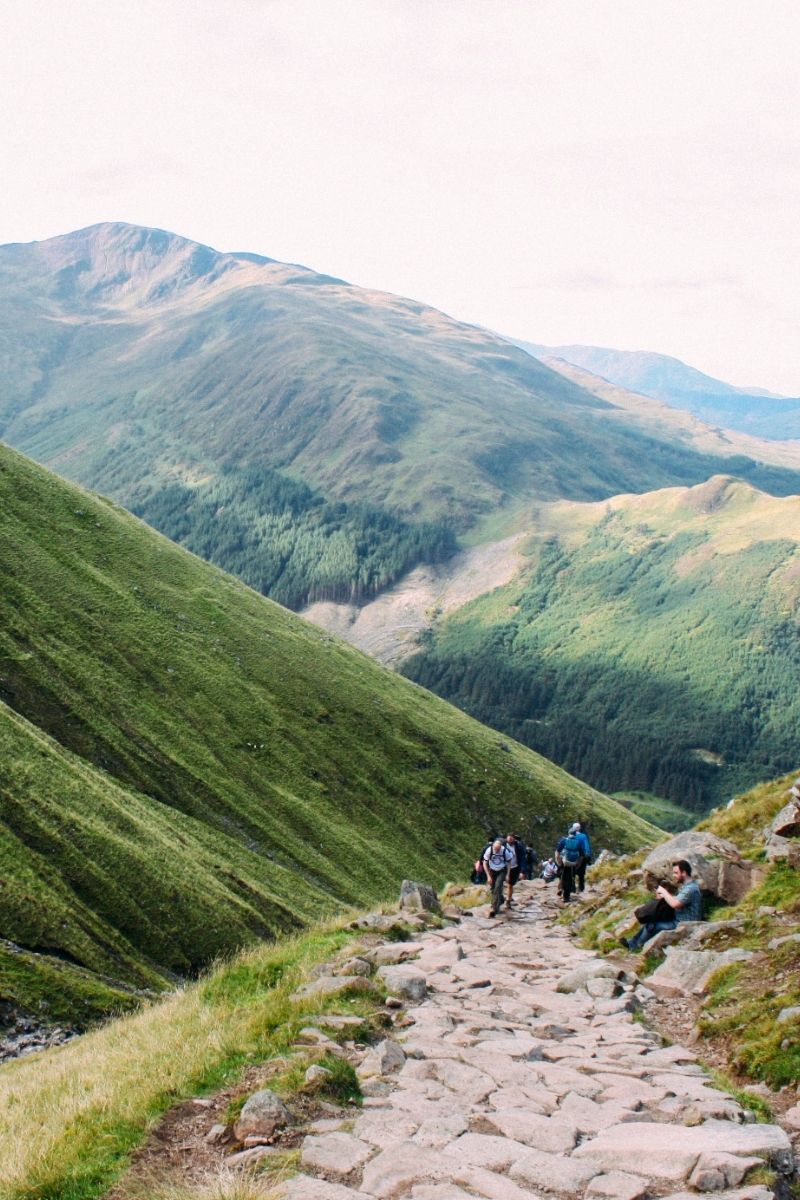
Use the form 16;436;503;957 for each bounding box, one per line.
574;821;592;893
504;832;523;908
556;823;583;903
483;838;513;917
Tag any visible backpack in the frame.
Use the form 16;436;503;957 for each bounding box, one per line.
561;835;582;867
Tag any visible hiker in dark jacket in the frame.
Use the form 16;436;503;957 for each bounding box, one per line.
556;823;583;902
574;822;592;893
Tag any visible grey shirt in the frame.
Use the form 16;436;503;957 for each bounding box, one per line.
675;879;703;923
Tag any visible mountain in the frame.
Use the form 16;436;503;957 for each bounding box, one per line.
402;475;800;813
517;341;800;440
3;224;800;617
0;441;653;1025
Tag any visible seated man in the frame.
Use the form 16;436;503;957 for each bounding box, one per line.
623;859;703;951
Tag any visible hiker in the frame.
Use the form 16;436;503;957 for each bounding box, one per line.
574;821;592;893
483;838;513;917
555;823;583;902
622;859;703;951
505;832;524;907
541;856;558;882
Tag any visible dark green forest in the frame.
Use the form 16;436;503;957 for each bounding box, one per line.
132;465;457;610
403;528;800;813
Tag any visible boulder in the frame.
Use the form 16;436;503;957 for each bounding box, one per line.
642;833;759;902
648;947;754;997
305;1064;334;1086
292;975;375;1001
769;800;800;839
400;880;442;914
357;1039;406;1079
371;942;424;966
377;965;428;1001
557;961;622;993
234;1089;293;1141
776;1005;800;1024
764;834;800;866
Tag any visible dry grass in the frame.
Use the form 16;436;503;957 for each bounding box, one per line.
0;921;357;1199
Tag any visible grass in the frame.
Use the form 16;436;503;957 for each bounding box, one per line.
0;441;656;1022
610;791;696;833
0;916;377;1200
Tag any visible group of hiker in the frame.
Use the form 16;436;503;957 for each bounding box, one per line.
473;820;593;917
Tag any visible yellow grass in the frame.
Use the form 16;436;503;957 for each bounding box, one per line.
0;921;359;1199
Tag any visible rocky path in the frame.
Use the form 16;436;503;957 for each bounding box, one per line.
276;881;793;1200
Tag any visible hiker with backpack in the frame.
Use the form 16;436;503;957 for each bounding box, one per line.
483;838;513;917
504;832;526;908
574;821;592;893
556;823;584;902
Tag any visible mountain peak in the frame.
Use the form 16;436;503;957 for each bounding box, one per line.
2;222;273;309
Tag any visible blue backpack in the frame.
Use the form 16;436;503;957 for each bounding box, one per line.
561;835;582;866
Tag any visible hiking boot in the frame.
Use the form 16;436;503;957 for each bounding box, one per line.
488;910;496;918
620;937;630;950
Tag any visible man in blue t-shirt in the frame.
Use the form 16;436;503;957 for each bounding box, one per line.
624;859;703;951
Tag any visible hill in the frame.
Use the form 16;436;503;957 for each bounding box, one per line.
0;442;654;1025
402;476;800;813
2;224;800;614
518;341;800;440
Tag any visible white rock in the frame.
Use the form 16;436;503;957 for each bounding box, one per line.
509;1147;600;1193
300;1132;373;1180
586;1171;648;1200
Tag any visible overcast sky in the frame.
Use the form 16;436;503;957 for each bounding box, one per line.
2;0;798;393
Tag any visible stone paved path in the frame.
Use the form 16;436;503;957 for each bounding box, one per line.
276;882;792;1200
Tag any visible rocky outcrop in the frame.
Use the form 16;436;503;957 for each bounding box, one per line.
642;833;761;902
647;946;754;997
399;880;441;914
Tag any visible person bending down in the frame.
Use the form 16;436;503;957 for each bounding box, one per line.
623;859;703;951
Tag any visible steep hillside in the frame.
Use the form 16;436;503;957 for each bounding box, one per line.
0;442;654;1024
519;341;800;440
403;476;800;813
2;224;800;615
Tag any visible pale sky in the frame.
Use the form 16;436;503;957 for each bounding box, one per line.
2;0;799;393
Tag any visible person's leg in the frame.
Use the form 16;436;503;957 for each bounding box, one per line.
576;858;586;892
562;865;574;901
506;867;519;906
491;868;507;915
627;919;675;951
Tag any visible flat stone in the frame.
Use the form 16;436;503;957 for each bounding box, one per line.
573;1120;792;1181
473;1036;544;1060
413;1112;470;1148
509;1147;600;1193
585;1172;648;1200
559;1092;636;1133
227;1144;281;1167
477;1108;578;1153
662;1190;773;1200
278;1178;366;1199
442;1132;535;1171
411;1188;473;1200
300;1132;373;1180
353;1111;419;1149
360;1141;445;1198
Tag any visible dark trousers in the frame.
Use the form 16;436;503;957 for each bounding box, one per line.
490;868;507;914
575;856;587;892
561;863;575;901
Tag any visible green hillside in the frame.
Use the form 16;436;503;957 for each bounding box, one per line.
0;442;654;1024
403;476;800;813
2;223;800;615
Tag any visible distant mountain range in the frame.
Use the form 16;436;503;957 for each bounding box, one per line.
1;222;799;822
517;342;800;440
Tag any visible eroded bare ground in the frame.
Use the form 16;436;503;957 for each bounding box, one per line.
301;534;527;666
108;881;798;1199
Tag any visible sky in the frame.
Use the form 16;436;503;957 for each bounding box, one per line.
1;0;799;394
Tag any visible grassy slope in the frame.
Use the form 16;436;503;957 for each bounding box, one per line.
403;476;800;811
569;772;800;1089
0;442;654;1020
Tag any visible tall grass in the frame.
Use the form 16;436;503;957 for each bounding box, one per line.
0;921;361;1200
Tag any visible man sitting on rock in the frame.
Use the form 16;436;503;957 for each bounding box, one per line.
623;859;703;952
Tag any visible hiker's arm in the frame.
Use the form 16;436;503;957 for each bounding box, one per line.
655;884;681;909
